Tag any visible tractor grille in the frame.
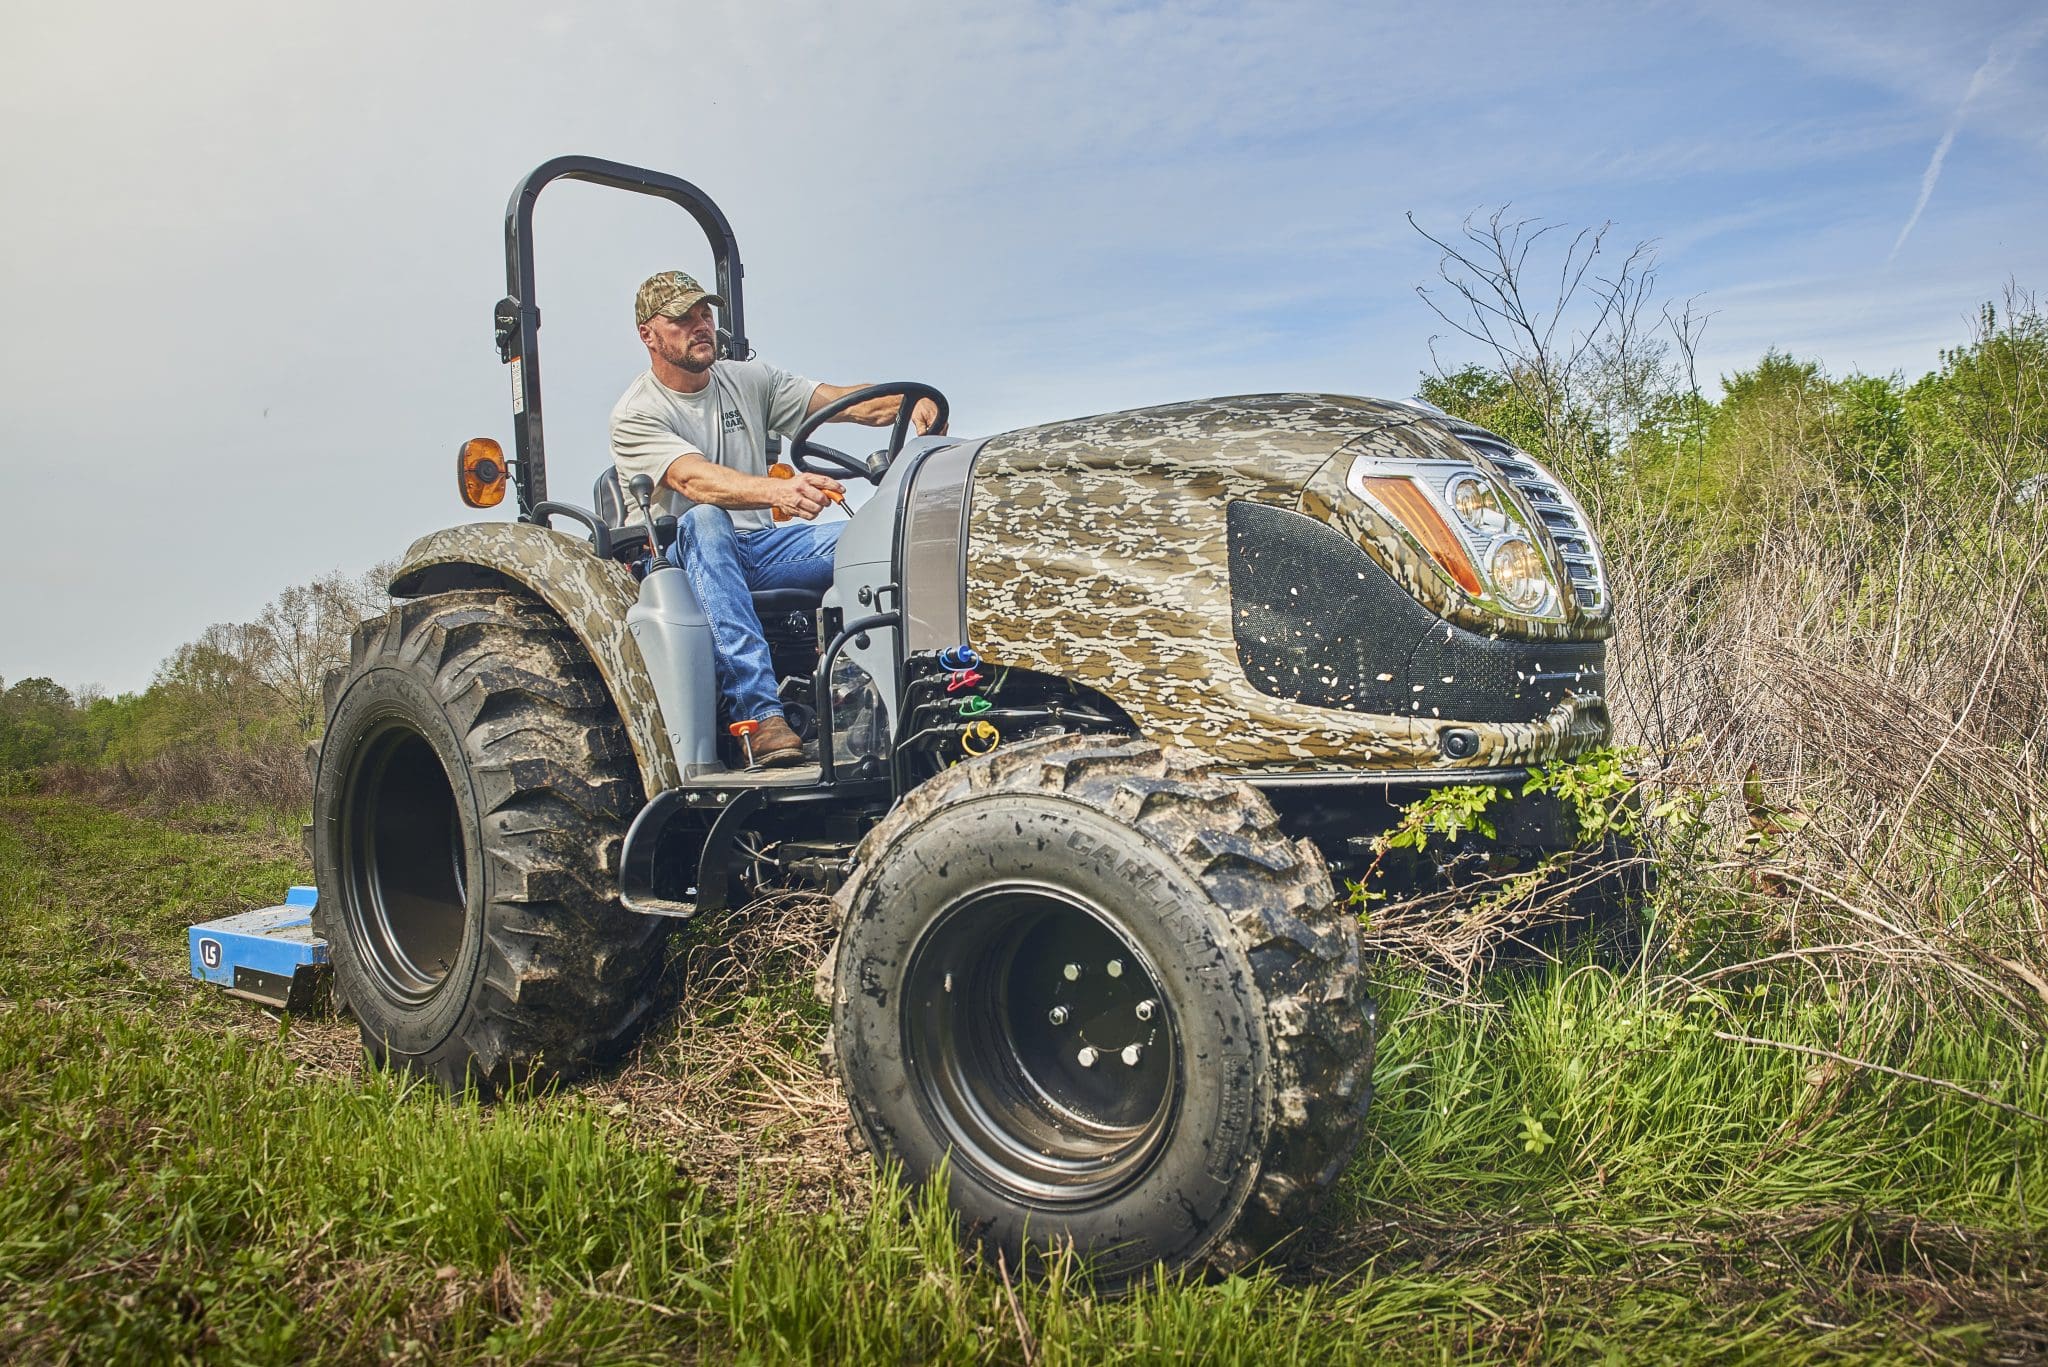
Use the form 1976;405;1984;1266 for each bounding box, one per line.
1456;432;1608;613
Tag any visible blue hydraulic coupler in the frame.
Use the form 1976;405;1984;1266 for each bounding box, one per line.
189;885;331;1013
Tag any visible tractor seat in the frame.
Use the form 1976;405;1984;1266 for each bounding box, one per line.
593;468;828;617
751;587;825;615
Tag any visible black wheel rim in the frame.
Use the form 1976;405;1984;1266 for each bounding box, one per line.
902;884;1181;1205
339;720;469;1007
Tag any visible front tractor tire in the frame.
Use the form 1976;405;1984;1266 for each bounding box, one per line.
311;588;667;1096
826;733;1375;1283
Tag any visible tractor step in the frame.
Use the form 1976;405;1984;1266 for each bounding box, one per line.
620;891;698;919
681;762;823;791
189;886;331;1013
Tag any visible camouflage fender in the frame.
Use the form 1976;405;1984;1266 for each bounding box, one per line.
389;523;678;797
963;394;1608;775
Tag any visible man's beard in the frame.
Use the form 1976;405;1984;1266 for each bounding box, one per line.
658;337;715;373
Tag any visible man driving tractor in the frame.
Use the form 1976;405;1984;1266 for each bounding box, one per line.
609;270;944;765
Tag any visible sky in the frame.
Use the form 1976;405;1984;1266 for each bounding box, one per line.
3;0;2046;695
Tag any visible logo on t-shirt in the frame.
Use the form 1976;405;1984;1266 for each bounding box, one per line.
721;409;746;434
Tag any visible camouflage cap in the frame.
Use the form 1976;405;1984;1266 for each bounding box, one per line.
635;270;726;326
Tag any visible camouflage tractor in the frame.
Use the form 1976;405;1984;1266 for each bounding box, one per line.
310;156;1615;1281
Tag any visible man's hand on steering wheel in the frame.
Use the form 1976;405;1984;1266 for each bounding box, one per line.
790;382;950;482
766;470;843;520
909;396;946;436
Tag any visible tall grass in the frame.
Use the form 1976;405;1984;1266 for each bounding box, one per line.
1600;479;2048;1031
33;735;312;815
4;795;2045;1362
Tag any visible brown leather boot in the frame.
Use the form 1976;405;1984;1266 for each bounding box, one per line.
750;714;805;767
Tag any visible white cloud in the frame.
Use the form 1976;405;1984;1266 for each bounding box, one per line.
1888;13;2048;261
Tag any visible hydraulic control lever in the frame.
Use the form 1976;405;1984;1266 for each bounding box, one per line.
629;473;663;561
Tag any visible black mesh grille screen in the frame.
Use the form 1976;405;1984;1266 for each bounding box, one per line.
1226;500;1604;725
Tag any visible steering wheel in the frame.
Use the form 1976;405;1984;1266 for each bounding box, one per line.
788;382;950;483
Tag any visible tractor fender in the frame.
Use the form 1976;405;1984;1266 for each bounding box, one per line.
389;523;679;797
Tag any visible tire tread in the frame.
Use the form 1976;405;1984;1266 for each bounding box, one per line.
833;730;1373;1275
313;588;667;1096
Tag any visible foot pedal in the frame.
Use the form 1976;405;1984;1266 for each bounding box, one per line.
189;885;330;1013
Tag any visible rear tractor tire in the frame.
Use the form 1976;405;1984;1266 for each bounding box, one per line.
310;588;668;1096
825;733;1376;1284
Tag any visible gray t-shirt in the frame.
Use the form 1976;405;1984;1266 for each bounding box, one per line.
609;359;818;534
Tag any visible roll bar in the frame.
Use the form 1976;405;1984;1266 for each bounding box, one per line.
492;156;748;518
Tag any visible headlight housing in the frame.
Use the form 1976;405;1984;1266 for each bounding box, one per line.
1446;472;1508;536
1344;453;1575;622
1487;537;1550;614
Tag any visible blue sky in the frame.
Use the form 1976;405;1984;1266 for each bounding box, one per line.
3;0;2045;693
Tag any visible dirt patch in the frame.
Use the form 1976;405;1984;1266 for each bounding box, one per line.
585;890;869;1209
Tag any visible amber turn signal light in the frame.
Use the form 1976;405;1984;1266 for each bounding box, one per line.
459;437;508;508
1359;475;1483;596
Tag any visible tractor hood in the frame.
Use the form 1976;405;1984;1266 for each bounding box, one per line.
961;393;1613;774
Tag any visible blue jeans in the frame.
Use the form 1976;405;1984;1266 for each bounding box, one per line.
667;505;842;724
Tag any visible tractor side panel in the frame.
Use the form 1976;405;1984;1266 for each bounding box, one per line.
963;395;1604;774
390;524;679;797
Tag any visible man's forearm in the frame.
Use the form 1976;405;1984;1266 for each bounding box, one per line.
809;382;903;428
662;454;774;509
840;394;906;427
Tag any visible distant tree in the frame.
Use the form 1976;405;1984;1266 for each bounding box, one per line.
0;676;82;770
1408;206;1702;509
242;569;388;739
1416;363;1550;454
147;565;395;745
1713;350;1833;479
1825;373;1911;503
1903;291;2048;498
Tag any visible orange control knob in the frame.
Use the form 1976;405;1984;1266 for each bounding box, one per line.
727;719;760;767
768;463;795;523
768;463;843;523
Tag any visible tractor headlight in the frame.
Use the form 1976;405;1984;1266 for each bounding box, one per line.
1446;473;1508;536
1344;452;1572;623
1487;537;1550;614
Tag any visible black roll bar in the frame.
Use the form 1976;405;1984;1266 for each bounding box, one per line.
494;155;749;518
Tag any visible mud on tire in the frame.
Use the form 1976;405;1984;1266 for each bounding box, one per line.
824;732;1375;1283
310;588;667;1096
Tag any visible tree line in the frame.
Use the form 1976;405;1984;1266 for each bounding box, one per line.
1409;212;2045;534
1;566;391;805
5;210;2043;812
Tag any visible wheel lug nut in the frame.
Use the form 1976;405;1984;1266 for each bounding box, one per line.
1047;1006;1069;1025
1077;1046;1100;1068
1062;963;1082;982
1135;999;1156;1022
1106;959;1124;978
1121;1044;1143;1066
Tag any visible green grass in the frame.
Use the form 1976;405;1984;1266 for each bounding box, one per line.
1;794;2043;1363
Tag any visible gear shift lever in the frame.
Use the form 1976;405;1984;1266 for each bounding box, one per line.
628;474;661;561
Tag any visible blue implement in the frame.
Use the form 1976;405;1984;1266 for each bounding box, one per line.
189;885;330;1012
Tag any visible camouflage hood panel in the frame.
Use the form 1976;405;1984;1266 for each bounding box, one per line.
963;394;1611;774
391;523;680;797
